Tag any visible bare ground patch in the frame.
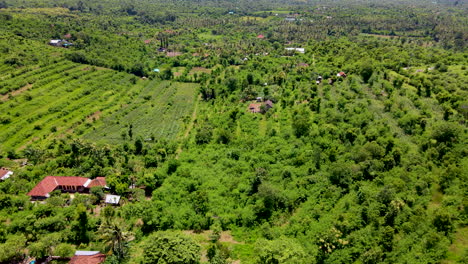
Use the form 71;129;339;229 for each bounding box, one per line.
189;67;212;75
167;51;182;57
18;137;40;151
1;83;32;101
87;111;102;122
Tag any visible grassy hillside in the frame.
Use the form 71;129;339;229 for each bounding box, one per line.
0;34;198;152
0;3;466;264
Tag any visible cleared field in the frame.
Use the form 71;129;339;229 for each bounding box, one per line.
84;81;198;143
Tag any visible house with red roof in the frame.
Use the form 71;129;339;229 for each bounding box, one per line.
27;176;107;200
337;71;347;77
257;34;265;39
0;167;13;180
69;251;106;264
248;100;274;113
248;103;262;113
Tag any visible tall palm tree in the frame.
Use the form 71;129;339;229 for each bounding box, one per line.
98;218;134;260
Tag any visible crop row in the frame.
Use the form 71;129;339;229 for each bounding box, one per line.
0;69;118;148
0;61;79;94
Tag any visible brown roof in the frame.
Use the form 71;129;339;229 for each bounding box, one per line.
27;176;106;197
88;177;107;188
248;103;262;113
69;253;106;264
0;168;11;178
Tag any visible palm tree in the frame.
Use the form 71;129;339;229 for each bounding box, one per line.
98;218;134;261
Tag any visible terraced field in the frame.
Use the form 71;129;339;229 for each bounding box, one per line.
0;60;198;150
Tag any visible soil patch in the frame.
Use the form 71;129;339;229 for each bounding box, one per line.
167;51;182;57
1;83;32;101
87;111;102;122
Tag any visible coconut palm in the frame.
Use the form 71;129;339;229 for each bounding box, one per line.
98;218;134;261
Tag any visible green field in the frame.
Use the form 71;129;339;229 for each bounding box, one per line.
85;81;198;143
0;58;198;150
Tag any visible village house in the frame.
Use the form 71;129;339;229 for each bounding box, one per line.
285;47;305;54
0;167;13;180
248;100;274;113
49;39;62;46
248;103;262;113
27;176;107;200
49;39;73;47
69;251;106;264
337;71;347;77
316;75;323;84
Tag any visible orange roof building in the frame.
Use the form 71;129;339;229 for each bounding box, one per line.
248;103;262;113
0;167;13;180
27;176;107;200
69;251;106;264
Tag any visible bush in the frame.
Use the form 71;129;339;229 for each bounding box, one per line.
142;231;201;264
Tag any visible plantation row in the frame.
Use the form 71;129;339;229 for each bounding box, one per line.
85;80;198;143
0;60;198;151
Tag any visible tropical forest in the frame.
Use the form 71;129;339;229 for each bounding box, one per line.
0;0;466;263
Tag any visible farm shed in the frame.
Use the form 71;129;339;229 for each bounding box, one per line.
105;194;121;205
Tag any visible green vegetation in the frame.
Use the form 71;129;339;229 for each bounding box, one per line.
0;0;466;263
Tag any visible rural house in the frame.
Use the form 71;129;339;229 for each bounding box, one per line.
285;47;305;54
49;39;62;46
49;39;72;47
27;176;107;200
0;167;13;180
248;100;274;113
248;103;262;113
69;251;106;264
337;71;347;77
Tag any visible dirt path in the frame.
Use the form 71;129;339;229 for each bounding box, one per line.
175;94;201;159
1;83;32;101
183;94;201;138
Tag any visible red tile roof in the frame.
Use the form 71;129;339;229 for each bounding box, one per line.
27;176;106;197
0;168;11;178
87;177;107;188
248;103;262;113
69;253;106;264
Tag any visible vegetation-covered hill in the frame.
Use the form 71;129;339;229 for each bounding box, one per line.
0;0;466;263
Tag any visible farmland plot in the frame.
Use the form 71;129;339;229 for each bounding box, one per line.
84;81;199;143
0;60;139;149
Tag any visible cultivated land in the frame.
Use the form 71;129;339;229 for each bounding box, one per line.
0;1;466;263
